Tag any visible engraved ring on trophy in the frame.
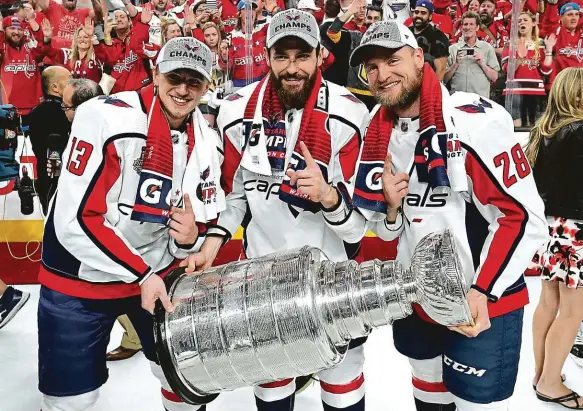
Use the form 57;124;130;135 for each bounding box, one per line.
153;229;474;405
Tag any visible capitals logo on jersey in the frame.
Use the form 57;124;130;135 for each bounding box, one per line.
455;97;492;113
99;95;133;108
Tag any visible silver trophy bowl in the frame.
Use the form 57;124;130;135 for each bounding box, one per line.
154;230;473;405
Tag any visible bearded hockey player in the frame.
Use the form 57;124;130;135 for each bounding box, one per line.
182;9;370;411
322;20;548;411
36;37;225;411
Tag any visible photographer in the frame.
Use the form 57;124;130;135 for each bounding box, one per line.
445;11;499;97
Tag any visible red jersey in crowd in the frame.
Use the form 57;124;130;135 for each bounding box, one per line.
404;13;453;37
0;40;50;115
495;0;538;30
218;23;269;88
344;19;367;33
433;0;451;12
549;26;583;88
501;42;551;95
539;3;560;37
43;0;92;49
48;43;107;83
452;20;508;48
102;21;152;94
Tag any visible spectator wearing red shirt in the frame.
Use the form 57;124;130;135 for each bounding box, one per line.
343;0;366;32
15;2;45;47
218;0;269;89
502;11;553;127
450;0;479;34
36;0;100;49
297;0;324;21
48;17;106;83
0;16;53;116
101;9;152;93
452;0;508;54
548;3;583;88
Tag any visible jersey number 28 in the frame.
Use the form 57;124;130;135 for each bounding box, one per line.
66;137;94;176
493;143;531;188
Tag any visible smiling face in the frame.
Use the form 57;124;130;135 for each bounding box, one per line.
115;11;130;31
165;23;182;41
76;28;91;51
364;46;424;111
468;0;480;12
412;7;431;30
153;68;209;127
5;26;24;47
267;37;322;109
461;16;479;40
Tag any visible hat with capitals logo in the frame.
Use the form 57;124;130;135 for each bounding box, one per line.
266;9;320;49
156;37;213;82
349;20;419;67
3;16;22;29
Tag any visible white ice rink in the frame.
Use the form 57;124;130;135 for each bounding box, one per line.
1;278;582;411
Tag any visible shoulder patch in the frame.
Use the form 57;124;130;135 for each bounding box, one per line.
455;97;492;114
226;93;244;101
99;95;133;108
342;94;362;104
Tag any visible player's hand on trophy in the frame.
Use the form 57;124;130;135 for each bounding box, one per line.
180;236;223;273
382;152;409;221
141;274;174;314
287;142;337;207
169;194;198;246
448;289;490;337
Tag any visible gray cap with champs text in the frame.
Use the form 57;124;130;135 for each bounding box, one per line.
266;9;320;49
156;37;213;82
349;20;419;67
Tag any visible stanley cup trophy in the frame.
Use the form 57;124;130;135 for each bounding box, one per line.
154;230;474;405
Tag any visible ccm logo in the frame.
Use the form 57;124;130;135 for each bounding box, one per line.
443;355;486;377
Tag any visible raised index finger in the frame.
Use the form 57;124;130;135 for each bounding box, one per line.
184;193;194;213
383;152;394;176
300;141;317;168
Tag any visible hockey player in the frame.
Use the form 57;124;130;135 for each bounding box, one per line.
323;20;548;411
36;37;225;411
182;9;370;411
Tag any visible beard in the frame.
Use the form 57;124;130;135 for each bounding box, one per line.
480;13;492;25
6;35;23;48
272;69;317;110
372;66;423;111
413;18;428;29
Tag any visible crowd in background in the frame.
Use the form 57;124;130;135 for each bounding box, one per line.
0;0;581;131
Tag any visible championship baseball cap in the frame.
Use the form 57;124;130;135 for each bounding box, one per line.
156;37;213;82
3;16;22;29
415;0;434;13
560;2;580;15
349;20;418;67
266;9;320;49
237;0;258;10
297;0;321;11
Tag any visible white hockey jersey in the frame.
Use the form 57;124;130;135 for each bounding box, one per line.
214;80;369;262
324;93;548;318
39;92;223;299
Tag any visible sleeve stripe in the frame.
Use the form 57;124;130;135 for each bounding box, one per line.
77;134;151;279
462;143;529;295
221;121;243;195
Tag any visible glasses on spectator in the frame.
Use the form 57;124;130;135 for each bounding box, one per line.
61;103;76;112
165;72;204;88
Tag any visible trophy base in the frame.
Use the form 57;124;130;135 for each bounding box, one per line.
153;268;220;405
